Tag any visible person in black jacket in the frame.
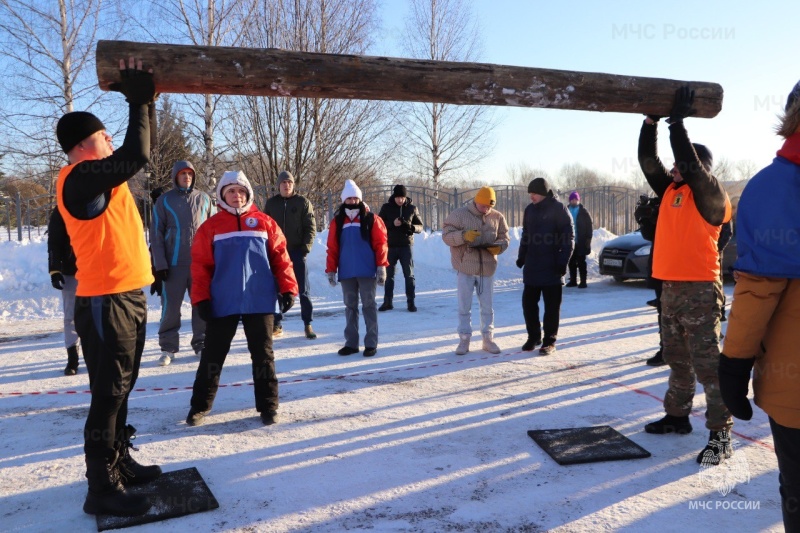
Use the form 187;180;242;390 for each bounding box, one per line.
263;170;317;338
565;191;593;288
377;185;423;312
47;207;80;375
516;178;574;355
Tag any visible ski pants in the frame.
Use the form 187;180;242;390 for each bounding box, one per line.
274;249;313;327
340;277;378;349
383;246;415;304
521;284;562;345
75;290;147;455
190;313;278;414
158;264;206;353
61;274;79;348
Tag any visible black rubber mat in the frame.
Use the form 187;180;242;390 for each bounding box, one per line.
527;426;651;465
96;467;218;531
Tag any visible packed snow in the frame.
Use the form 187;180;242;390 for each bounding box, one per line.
0;227;783;532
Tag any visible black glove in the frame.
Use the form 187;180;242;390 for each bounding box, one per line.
157;269;169;282
667;86;696;124
718;354;755;420
516;258;524;269
50;272;65;290
149;186;164;203
196;300;213;322
280;292;295;314
109;65;156;105
559;264;567;277
150;278;162;297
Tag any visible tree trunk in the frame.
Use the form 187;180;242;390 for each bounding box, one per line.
97;40;723;117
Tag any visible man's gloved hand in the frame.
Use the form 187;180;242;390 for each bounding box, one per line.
463;229;480;243
109;60;156;105
486;246;501;256
327;272;337;287
50;272;65;290
667;86;696;124
559;264;567;277
150;278;163;297
195;300;213;322
376;266;387;286
156;269;169;282
516;258;524;269
280;292;294;314
718;353;755;420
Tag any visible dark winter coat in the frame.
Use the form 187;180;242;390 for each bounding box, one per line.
569;204;593;256
263;193;316;255
378;196;423;248
517;195;574;287
47;207;77;276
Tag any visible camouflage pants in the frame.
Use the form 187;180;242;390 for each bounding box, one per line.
661;280;732;431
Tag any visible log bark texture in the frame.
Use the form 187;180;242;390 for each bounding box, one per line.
96;40;723;118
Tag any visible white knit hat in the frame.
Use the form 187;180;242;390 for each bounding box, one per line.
341;179;363;202
216;170;254;215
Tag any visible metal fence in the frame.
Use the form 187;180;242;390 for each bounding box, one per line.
1;185;647;241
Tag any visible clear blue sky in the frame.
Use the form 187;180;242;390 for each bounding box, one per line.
377;0;797;181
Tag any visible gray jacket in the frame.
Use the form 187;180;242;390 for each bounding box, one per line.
150;162;214;270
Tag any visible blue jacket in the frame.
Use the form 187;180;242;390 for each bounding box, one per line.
734;156;800;278
518;196;575;286
191;204;298;318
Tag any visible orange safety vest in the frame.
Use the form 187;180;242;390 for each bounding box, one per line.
652;183;732;282
56;163;153;297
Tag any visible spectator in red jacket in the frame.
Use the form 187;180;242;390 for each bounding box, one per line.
187;170;298;427
326;179;389;357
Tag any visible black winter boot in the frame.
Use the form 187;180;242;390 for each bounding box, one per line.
379;301;393;312
646;349;666;367
644;414;693;435
696;429;733;465
64;345;79;376
116;425;162;486
407;300;417;312
83;450;151;516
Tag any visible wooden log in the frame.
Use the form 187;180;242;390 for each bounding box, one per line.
96;40;723;118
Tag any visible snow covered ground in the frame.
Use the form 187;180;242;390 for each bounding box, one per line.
0;228;783;532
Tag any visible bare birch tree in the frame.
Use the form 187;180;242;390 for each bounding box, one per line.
141;0;256;190
0;0;117;192
225;0;390;198
395;0;495;195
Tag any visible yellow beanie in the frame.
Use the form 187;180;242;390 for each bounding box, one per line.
474;186;496;207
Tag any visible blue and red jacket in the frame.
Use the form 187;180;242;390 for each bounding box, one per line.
191;204;298;318
326;208;388;280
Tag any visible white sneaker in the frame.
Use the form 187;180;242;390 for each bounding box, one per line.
159;351;173;366
482;335;501;354
455;335;470;355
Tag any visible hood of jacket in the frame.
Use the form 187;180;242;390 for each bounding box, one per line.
216;170;254;215
171;160;196;192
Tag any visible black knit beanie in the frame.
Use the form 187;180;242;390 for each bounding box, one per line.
528;177;550;196
392;184;408;198
692;143;713;172
56;111;106;154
